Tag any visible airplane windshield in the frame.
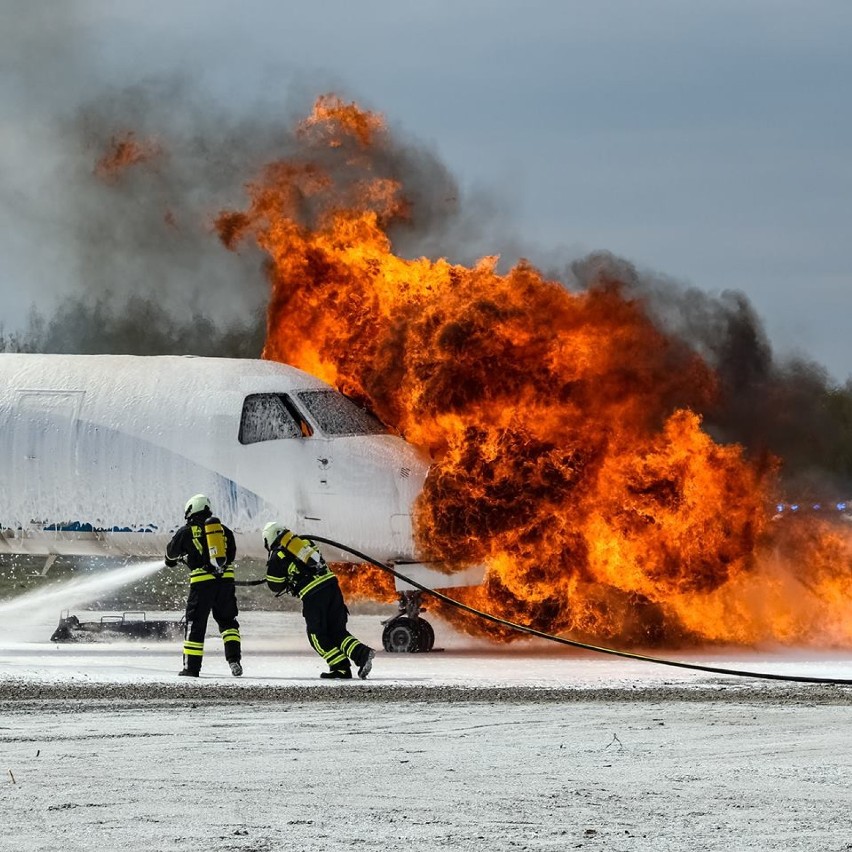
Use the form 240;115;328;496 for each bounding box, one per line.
239;394;303;443
296;390;389;436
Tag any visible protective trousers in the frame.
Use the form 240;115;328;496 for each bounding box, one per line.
302;578;371;675
183;580;241;674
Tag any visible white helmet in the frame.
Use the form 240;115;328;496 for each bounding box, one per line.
184;494;212;519
262;521;288;551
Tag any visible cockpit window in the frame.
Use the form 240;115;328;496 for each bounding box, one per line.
296;390;388;436
239;394;304;444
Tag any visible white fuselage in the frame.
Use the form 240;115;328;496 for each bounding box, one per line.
0;354;430;562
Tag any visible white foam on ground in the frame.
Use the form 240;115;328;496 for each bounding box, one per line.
2;606;851;851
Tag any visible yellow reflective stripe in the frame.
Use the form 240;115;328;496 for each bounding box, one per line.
309;634;327;657
340;636;359;655
188;565;232;582
265;574;286;584
221;629;241;642
310;634;338;662
308;634;346;665
191;525;204;555
298;571;335;598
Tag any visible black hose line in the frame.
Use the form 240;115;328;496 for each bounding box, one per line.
307;535;852;686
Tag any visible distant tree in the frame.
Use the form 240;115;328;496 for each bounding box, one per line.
2;298;263;359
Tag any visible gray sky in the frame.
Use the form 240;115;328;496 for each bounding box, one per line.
2;0;851;381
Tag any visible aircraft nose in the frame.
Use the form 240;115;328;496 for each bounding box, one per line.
393;442;431;508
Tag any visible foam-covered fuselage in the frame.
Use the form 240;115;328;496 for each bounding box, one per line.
0;354;429;562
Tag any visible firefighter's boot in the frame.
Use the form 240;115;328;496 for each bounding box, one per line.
320;668;352;679
357;649;376;680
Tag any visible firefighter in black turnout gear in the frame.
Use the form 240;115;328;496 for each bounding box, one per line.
166;494;243;678
263;522;375;679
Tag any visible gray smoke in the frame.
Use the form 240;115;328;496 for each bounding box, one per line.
0;4;268;354
0;4;518;356
3;73;289;355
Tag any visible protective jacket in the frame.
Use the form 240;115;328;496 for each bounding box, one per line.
265;530;336;599
165;512;237;583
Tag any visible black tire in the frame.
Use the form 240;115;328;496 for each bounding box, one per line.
382;617;420;653
417;619;435;652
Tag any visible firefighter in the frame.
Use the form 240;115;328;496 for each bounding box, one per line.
165;494;242;678
262;521;375;679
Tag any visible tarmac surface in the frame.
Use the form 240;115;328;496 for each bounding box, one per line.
2;611;851;851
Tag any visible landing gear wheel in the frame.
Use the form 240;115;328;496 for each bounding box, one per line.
382;617;420;653
417;619;435;652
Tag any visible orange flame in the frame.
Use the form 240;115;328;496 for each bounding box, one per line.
334;563;397;604
94;132;162;182
218;95;852;649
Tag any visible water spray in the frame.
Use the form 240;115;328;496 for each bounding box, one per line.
0;559;166;621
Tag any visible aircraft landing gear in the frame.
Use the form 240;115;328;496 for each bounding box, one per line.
381;590;436;653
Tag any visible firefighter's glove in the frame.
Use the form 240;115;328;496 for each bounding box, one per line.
164;557;178;568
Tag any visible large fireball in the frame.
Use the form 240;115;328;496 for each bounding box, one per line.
216;95;852;648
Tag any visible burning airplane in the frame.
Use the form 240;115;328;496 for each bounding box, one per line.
7;94;851;655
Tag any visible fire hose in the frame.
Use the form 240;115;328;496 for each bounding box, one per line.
299;535;852;687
